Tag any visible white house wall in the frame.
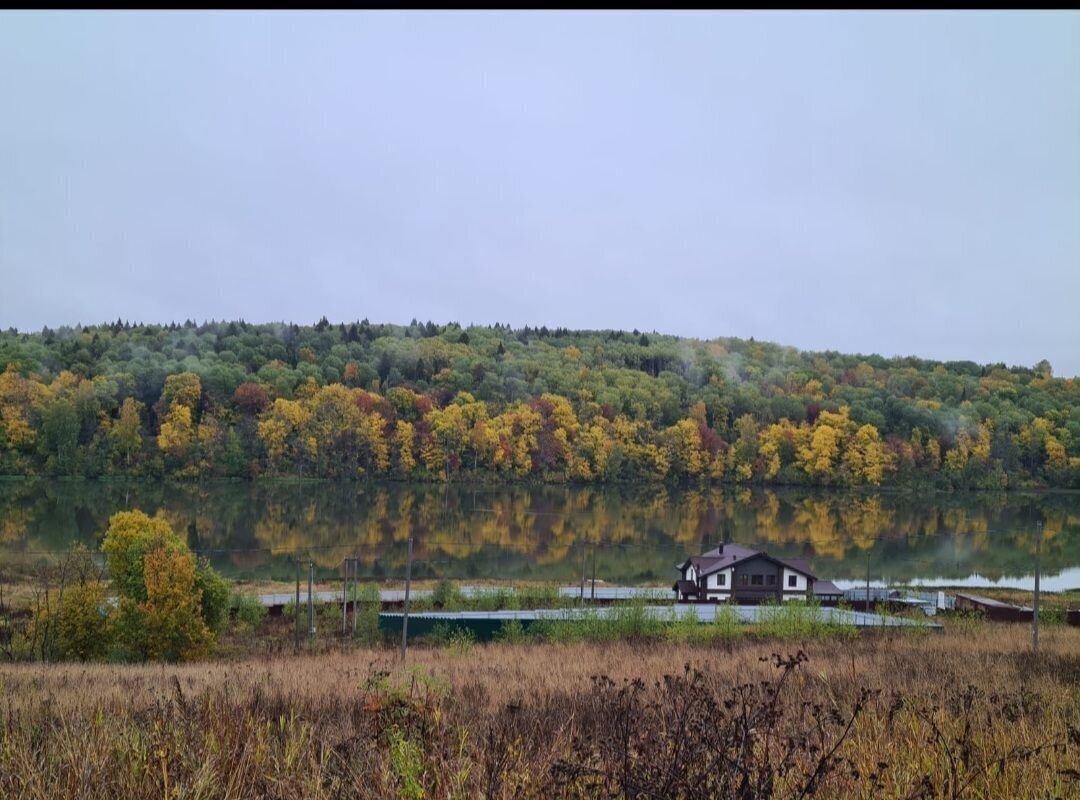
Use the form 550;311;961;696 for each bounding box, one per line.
782;568;808;597
706;568;731;590
705;568;732;599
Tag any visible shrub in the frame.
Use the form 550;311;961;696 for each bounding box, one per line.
756;601;856;640
431;579;464;610
946;608;989;635
350;582;382;646
196;558;231;634
665;604;742;643
447;628;476;657
389;727;425;800
49;579;114;661
1038;606;1066;626
495;618;527;644
232;592;267;630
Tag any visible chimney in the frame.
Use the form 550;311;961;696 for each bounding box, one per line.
717;543;724;554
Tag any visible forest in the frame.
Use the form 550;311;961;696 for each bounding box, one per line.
0;318;1077;488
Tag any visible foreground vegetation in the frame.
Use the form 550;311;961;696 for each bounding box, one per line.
2;319;1077;487
3;510;231;662
1;628;1078;798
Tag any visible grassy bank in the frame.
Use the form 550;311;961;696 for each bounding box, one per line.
2;626;1078;799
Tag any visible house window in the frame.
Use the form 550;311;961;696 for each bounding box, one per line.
751;575;763;586
717;573;726;586
788;574;797;588
766;575;776;586
739;574;749;586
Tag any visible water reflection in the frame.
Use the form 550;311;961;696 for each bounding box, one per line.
0;480;1076;588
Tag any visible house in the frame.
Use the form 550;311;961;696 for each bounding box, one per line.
674;543;843;605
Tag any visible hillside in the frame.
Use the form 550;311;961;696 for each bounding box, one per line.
0;319;1077;487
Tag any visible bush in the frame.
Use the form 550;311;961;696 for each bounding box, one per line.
232;592;267;630
495;618;527;644
756;601;856;640
946;608;989;635
447;627;475;657
665;604;742;644
350;582;382;646
388;727;425;800
49;579;114;661
196;559;231;634
431;578;464;610
1037;606;1066;626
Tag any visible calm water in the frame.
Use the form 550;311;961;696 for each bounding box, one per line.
1;480;1077;590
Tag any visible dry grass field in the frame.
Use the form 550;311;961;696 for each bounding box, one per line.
2;623;1079;799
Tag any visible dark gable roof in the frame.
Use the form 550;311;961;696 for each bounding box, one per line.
679;544;817;581
813;580;843;597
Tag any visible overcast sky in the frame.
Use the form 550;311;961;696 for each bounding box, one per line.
1;11;1077;375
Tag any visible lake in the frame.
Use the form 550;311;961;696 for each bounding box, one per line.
1;480;1077;591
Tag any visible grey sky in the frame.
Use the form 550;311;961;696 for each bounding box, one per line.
2;11;1078;375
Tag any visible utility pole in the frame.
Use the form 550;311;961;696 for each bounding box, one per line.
308;560;315;644
865;551;871;614
590;542;597;603
342;559;349;636
400;537;414;663
1033;520;1042;655
294;558;301;650
351;559;358;637
579;540;587;608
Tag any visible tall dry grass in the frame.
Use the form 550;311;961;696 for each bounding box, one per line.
1;625;1078;798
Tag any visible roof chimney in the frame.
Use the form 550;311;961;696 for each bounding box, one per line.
717;543;724;554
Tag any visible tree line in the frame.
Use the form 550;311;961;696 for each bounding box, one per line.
1;318;1077;488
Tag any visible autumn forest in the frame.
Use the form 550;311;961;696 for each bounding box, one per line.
0;318;1077;488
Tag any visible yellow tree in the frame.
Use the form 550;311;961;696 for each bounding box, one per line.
456;394;494;471
360;412;390;474
100;510;185;599
424;403;468;479
796;407;853;481
0;366;47;452
944;429;973;473
758;419;800;480
731;414;760;481
510;404;543;476
157;404;195;470
665;418;706;478
257;398;312;475
197;410;224;473
800;425;842;479
841;424;893;485
304;384;364;476
101;510;222;662
394;420;417;475
467;414;497;473
161;372;202;414
110;397;143;468
572;422;615;481
136;549;213;662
